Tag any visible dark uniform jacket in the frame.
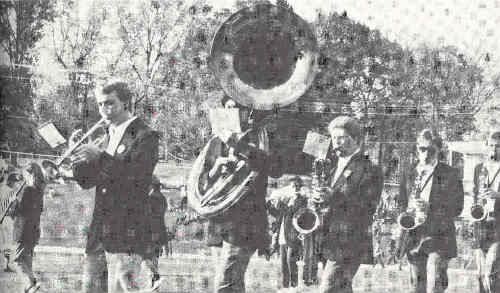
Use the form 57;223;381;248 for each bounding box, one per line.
11;185;44;246
206;128;280;253
73;118;159;254
399;162;464;259
472;162;500;250
322;152;384;264
147;188;168;247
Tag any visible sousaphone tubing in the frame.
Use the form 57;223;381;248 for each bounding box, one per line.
188;3;318;219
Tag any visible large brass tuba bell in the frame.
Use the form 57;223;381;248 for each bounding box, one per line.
208;3;318;110
188;4;319;219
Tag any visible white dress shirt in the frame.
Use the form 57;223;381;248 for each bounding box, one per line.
331;148;360;187
415;160;438;203
105;116;137;156
484;160;500;192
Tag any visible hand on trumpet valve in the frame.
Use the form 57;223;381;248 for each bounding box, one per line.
70;144;103;165
69;129;84;149
479;188;500;199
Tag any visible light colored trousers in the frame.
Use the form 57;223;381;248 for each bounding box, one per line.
475;243;500;293
83;244;154;293
407;252;449;293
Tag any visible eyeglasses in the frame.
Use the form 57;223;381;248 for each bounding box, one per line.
418;147;432;153
98;100;116;107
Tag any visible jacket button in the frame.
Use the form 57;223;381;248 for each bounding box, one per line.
102;188;107;194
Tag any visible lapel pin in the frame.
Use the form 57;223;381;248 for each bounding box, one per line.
117;144;126;154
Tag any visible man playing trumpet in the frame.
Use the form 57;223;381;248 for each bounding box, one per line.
398;129;464;293
473;131;500;293
69;80;160;293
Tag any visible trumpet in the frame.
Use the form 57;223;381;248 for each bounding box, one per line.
41;118;107;180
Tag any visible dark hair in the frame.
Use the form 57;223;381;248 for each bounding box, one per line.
100;81;133;110
25;162;46;190
292;175;303;187
488;131;500;144
328;116;362;143
417;128;443;150
221;95;237;107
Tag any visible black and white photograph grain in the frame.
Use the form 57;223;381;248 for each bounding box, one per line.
1;0;500;292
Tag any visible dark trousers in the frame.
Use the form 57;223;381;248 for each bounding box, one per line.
407;252;449;293
476;242;500;293
83;243;108;293
280;244;300;288
213;241;256;293
10;242;36;289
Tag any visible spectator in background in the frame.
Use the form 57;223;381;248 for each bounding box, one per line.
0;159;14;272
143;175;168;290
266;176;307;290
8;163;47;293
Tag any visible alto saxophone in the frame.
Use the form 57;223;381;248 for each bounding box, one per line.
471;164;496;222
292;158;331;236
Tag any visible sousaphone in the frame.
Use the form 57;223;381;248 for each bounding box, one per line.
188;3;319;219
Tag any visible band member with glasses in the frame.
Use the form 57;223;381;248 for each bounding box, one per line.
473;131;500;293
318;116;383;293
398;129;464;293
70;80;159;293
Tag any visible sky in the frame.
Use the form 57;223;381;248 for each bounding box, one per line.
209;0;500;76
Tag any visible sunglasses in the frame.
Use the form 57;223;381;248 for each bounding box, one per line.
417;146;434;153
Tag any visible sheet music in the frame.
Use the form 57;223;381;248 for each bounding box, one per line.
37;122;67;148
302;131;330;159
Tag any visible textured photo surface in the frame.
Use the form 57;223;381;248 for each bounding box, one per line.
0;0;499;292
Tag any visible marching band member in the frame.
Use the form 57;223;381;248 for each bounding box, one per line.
472;131;500;293
318;116;383;293
70;80;159;293
398;129;464;293
206;96;279;293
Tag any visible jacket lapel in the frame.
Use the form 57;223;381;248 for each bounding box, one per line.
428;163;443;204
114;118;141;158
332;152;361;190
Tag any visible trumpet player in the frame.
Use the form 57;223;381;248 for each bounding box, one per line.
398;129;464;293
266;176;307;290
70;80;160;293
473;131;500;293
318;116;383;293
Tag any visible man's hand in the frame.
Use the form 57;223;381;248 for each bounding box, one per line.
481;188;500;199
68;129;83;149
71;144;103;165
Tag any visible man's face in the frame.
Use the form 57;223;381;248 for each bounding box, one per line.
96;91;126;123
487;137;500;161
329;128;359;157
416;138;438;165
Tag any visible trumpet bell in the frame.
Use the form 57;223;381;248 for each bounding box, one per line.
292;207;320;235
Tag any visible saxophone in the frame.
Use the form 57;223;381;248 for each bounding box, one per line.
292;158;331;236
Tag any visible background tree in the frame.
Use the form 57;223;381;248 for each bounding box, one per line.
0;0;56;153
